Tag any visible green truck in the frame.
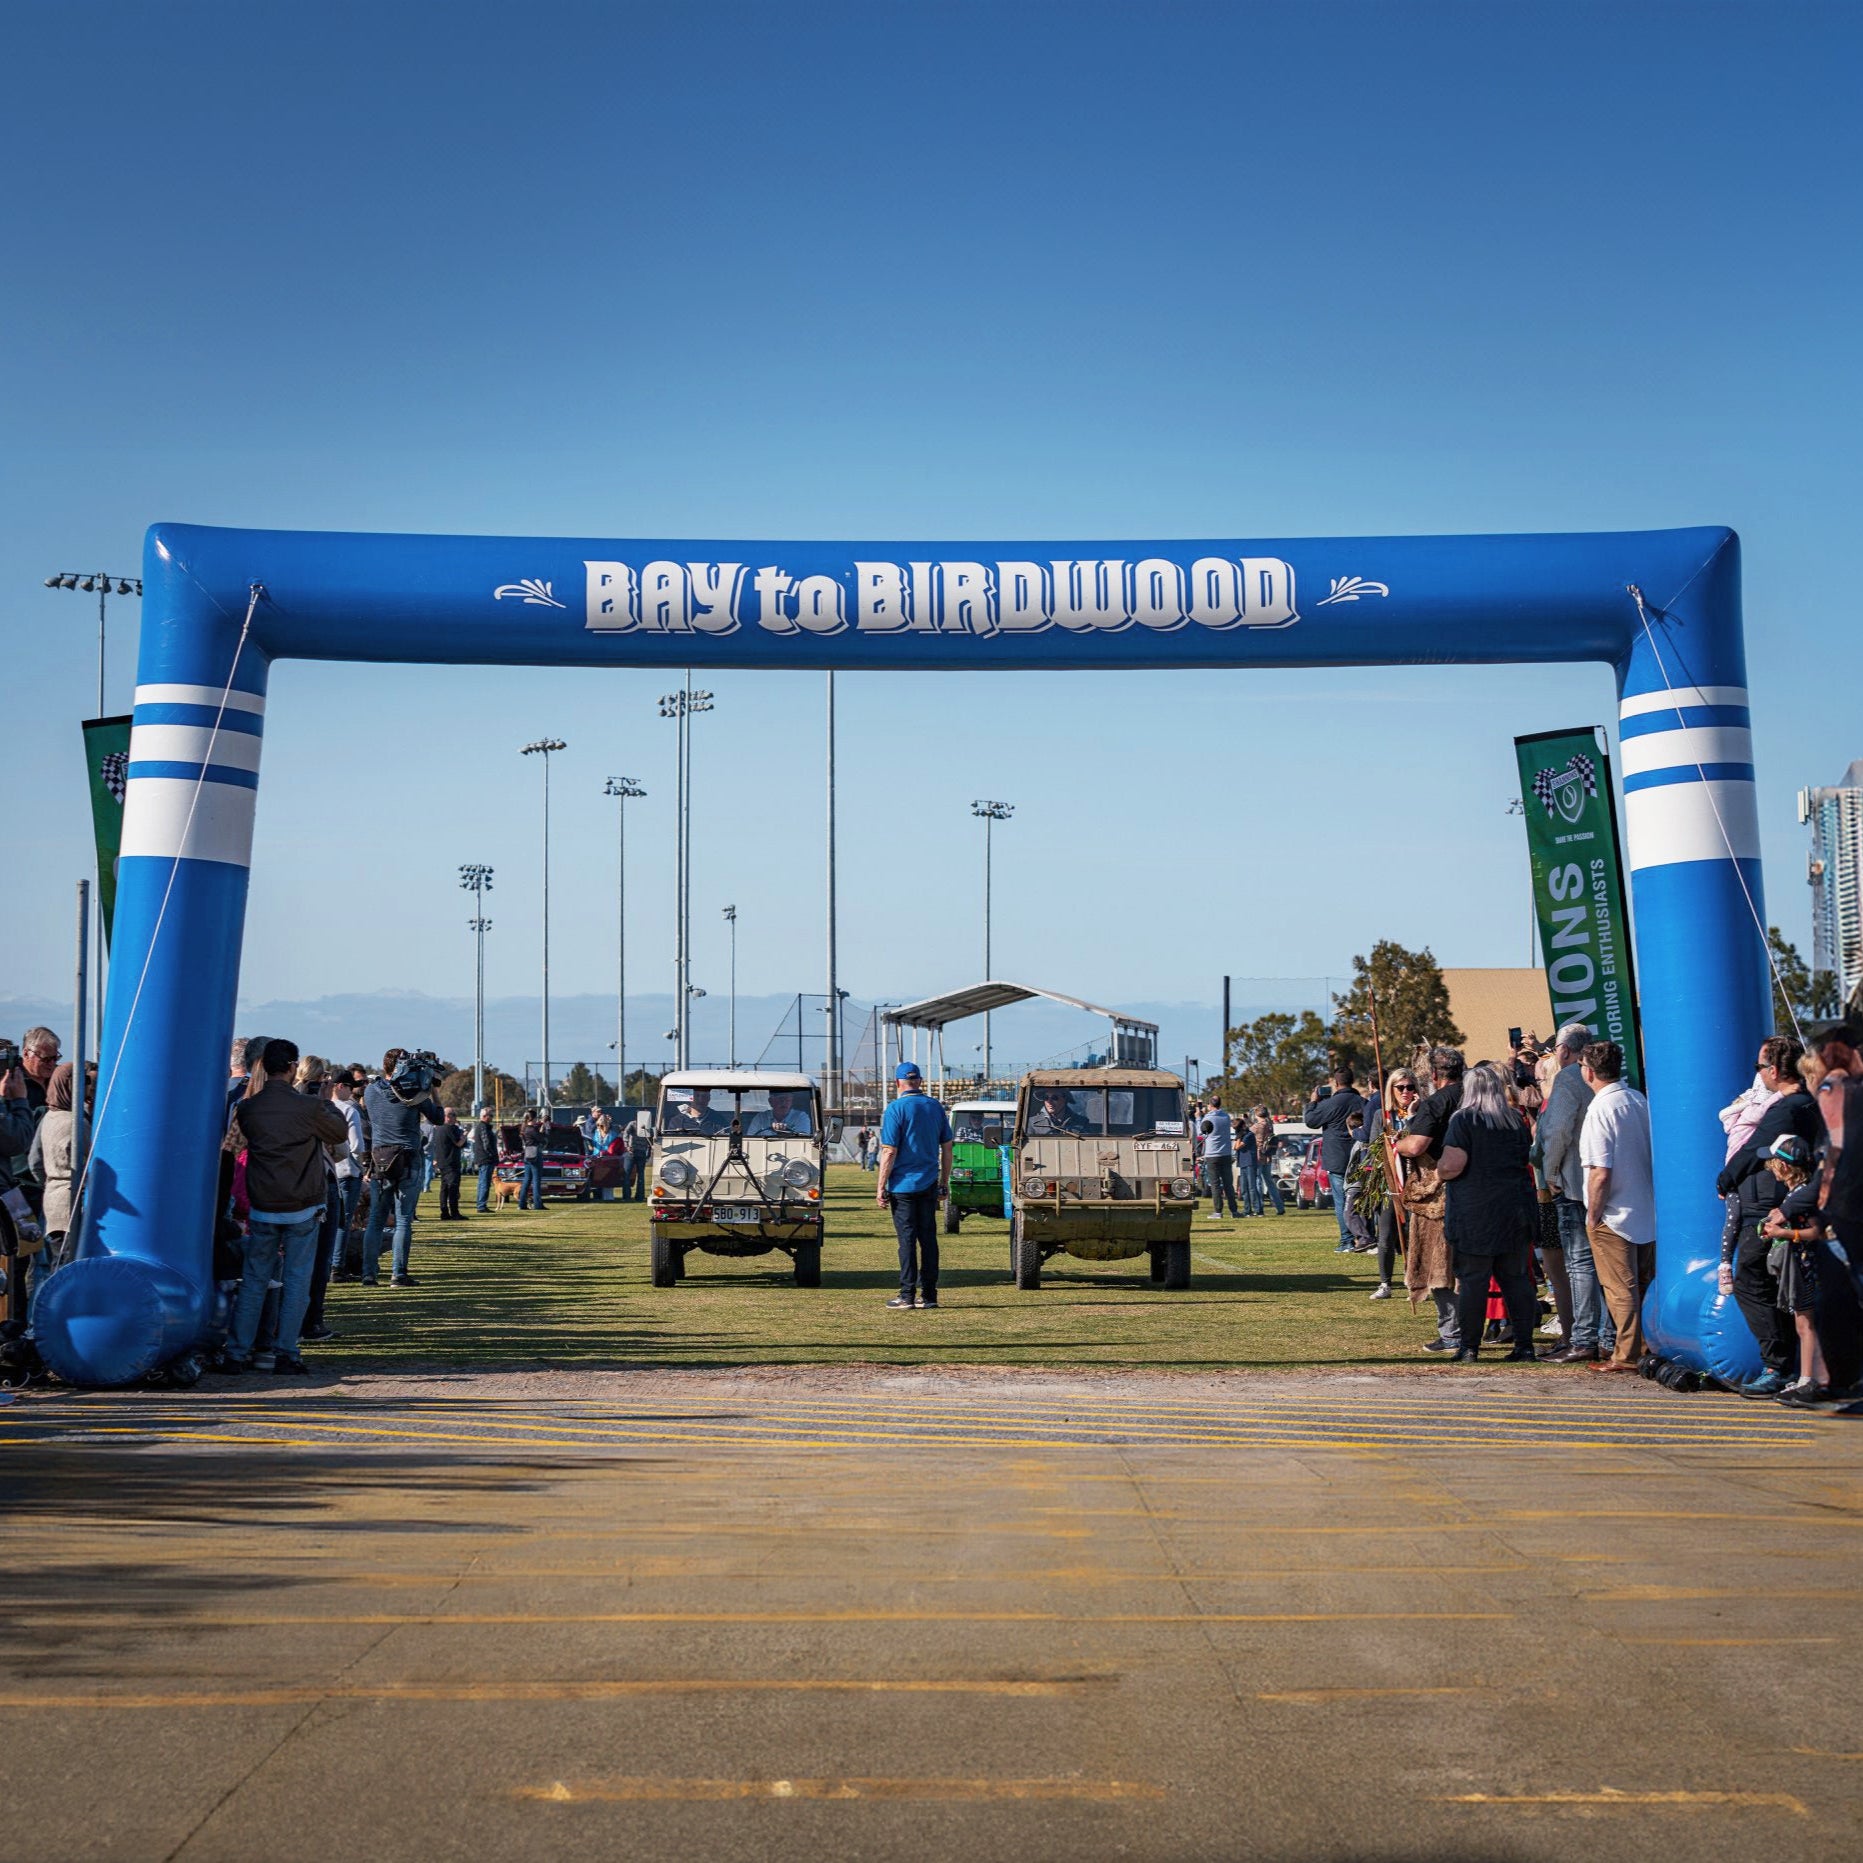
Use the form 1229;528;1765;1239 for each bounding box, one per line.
942;1099;1018;1233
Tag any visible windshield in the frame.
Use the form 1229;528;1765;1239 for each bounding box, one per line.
1022;1085;1185;1138
658;1085;818;1136
951;1108;1016;1144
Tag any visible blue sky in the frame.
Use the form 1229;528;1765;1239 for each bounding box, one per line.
6;0;1858;1032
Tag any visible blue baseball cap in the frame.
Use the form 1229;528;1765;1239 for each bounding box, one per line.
895;1062;922;1081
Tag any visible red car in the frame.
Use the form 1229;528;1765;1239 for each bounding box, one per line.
494;1122;590;1201
1295;1138;1333;1210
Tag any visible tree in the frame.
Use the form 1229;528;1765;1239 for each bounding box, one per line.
559;1062;616;1105
1768;926;1841;1035
1214;1011;1333;1115
437;1066;524;1114
621;1067;660;1106
1329;940;1463;1078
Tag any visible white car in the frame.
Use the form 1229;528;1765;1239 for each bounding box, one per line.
648;1071;828;1288
1269;1122;1316;1197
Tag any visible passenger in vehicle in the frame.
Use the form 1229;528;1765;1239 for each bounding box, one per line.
665;1088;729;1134
747;1089;814;1136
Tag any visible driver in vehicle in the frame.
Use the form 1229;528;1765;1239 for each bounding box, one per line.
665;1088;729;1134
1027;1088;1087;1136
747;1089;814;1136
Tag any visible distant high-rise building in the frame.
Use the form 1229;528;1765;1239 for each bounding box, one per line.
1799;762;1863;1005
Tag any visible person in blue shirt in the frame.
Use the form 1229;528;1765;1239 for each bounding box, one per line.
876;1062;953;1310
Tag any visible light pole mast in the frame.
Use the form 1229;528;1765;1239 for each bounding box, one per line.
971;799;1014;1086
45;569;141;1062
521;739;566;1108
825;671;839;1113
459;864;494;1107
658;684;713;1068
605;778;645;1098
723;905;738;1066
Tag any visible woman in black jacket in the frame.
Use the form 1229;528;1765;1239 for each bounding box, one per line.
1436;1062;1541;1362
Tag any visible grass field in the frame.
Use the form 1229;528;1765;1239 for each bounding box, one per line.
311;1166;1543;1373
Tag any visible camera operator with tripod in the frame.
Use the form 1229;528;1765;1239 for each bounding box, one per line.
360;1048;445;1287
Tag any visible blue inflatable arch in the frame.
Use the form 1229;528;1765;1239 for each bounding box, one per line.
39;522;1768;1386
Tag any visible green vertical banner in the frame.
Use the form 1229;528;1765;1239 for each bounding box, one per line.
82;715;132;952
1513;726;1643;1088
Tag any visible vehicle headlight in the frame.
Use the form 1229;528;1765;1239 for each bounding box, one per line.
1169;1176;1195;1199
661;1157;695;1189
781;1158;818;1189
1022;1175;1049;1199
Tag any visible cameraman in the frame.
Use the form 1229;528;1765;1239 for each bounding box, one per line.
359;1047;444;1287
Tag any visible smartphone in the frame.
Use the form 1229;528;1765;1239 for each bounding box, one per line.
1508;1027;1522;1050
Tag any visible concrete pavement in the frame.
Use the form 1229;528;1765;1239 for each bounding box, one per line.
2;1369;1860;1860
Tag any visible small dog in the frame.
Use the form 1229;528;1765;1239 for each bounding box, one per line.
490;1179;521;1210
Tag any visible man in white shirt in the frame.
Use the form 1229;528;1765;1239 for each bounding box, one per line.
1577;1040;1656;1373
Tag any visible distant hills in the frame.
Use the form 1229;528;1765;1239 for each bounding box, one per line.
2;983;1334;1085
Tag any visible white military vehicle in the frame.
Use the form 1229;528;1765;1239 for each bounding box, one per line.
648;1072;827;1288
1009;1067;1197;1290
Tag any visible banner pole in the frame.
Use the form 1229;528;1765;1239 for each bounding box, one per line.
72;879;90;1223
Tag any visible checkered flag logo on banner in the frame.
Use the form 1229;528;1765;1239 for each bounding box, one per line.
101;750;129;804
1531;753;1599;822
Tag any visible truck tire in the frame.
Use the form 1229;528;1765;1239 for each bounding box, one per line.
1148;1244;1167;1284
649;1229;676;1288
793;1242;822;1288
1162;1239;1191;1290
944;1198;962;1235
1013;1214;1041;1290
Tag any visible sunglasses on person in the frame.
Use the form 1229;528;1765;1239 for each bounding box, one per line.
1394;1082;1419;1096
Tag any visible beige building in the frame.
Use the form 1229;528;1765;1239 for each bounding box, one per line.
1439;968;1557;1067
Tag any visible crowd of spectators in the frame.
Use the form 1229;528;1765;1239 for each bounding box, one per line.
1195;1014;1863;1398
7;1007;1863;1400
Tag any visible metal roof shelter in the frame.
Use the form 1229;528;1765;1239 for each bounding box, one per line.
881;982;1158;1093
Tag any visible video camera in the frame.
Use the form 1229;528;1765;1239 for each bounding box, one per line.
386;1049;444;1097
0;1039;18;1076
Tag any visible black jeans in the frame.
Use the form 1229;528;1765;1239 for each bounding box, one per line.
1452;1245;1538;1354
438;1171;462;1219
1732;1233;1797;1375
304;1179;342;1331
890;1190;940;1299
1205;1156;1239;1216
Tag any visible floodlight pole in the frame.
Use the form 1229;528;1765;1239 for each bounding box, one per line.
825;671;838;1112
659;684;713;1070
459;863;494;1108
521;740;566;1109
971;800;1013;1087
44;570;140;1064
723;904;738;1067
605;779;645;1097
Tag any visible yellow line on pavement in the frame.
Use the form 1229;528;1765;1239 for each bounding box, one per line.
517;1776;1166;1803
0;1678;1109;1709
1257;1686;1492;1703
43;1608;1514;1628
1583;1586;1863;1602
16;1414;1819;1456
1439;1789;1807;1814
1618;1636;1838;1647
59;1561;1532;1585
